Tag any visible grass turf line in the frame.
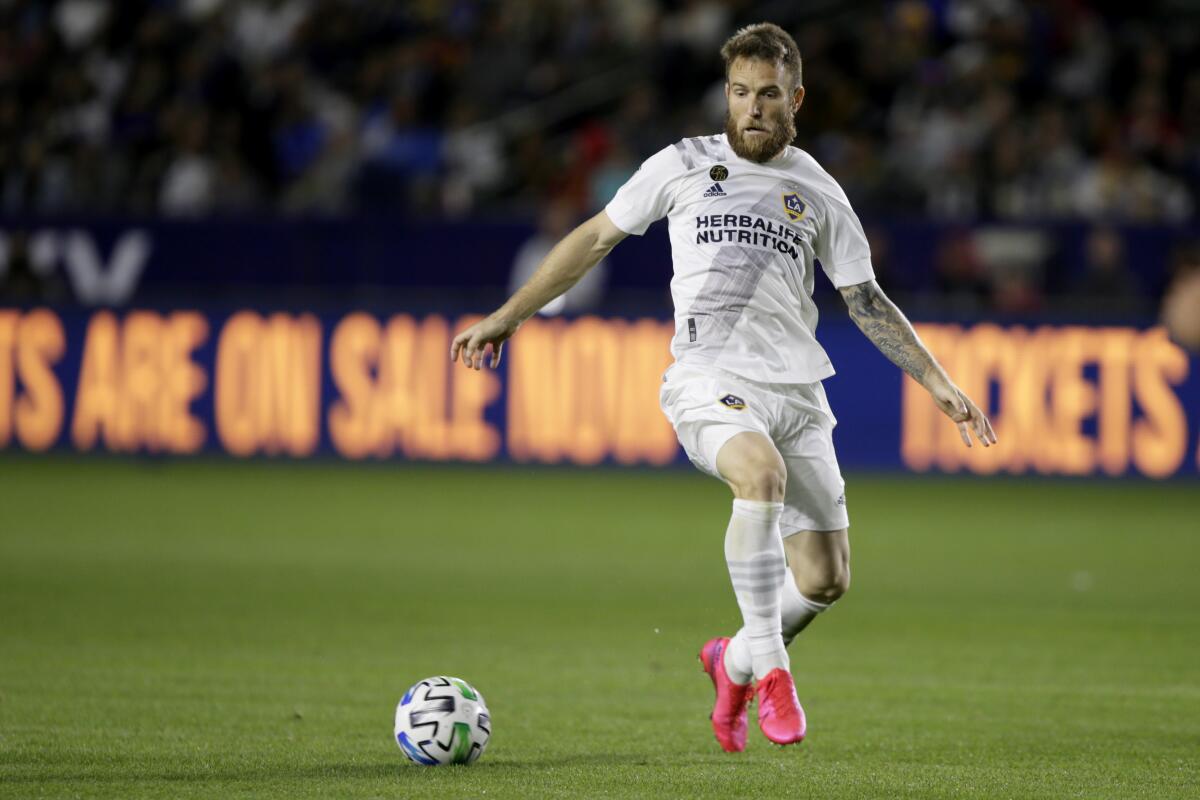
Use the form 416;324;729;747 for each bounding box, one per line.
0;458;1197;799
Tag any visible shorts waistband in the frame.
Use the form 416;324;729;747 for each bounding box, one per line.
665;363;824;393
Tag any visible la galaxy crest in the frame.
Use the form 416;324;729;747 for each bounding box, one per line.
782;192;807;221
719;393;746;410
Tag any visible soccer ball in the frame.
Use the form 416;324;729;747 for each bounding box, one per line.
394;676;491;766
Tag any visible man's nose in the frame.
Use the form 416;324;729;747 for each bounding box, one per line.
749;101;762;117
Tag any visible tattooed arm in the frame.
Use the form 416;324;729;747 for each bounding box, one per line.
839;279;996;447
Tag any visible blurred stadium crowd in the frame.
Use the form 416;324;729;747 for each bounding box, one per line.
1;0;1198;321
2;0;1196;221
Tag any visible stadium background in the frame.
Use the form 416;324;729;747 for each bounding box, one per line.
1;2;1198;798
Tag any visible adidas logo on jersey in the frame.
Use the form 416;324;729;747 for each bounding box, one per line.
702;182;726;198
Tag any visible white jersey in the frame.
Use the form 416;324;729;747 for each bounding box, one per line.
605;133;874;384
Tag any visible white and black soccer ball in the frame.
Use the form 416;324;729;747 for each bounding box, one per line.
394;676;491;766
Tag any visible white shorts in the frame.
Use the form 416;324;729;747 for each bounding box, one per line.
659;364;849;534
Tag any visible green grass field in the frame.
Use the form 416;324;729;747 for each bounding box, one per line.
1;458;1197;799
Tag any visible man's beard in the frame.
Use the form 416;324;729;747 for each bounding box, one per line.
724;109;796;163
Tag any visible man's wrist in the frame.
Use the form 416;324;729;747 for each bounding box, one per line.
490;309;524;334
921;368;954;396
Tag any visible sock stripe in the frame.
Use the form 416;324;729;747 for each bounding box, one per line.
729;578;785;590
727;563;786;573
736;588;783;597
724;568;792;582
727;559;786;572
727;556;786;566
728;566;787;578
729;573;787;585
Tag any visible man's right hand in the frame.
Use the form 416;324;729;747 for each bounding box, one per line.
450;315;519;370
449;211;627;371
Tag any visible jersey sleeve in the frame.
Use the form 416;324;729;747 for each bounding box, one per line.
604;145;687;236
814;180;875;288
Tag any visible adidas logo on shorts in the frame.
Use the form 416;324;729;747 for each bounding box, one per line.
702;182;726;198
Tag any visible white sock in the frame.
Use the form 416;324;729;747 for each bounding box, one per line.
782;589;831;646
724;499;788;681
724;570;832;685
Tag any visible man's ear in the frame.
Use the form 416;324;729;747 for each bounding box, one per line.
792;85;806;113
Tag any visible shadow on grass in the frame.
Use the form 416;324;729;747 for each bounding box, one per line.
485;752;752;769
1;762;400;784
2;750;753;784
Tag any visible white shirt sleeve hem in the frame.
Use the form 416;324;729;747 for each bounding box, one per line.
825;256;875;288
604;200;649;236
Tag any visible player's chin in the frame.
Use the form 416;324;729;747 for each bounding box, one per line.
742;143;774;162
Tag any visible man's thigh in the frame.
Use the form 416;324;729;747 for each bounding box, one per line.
659;367;775;479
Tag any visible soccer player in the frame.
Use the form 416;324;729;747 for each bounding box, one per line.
450;22;996;751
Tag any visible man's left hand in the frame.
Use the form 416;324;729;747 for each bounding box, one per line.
928;379;997;448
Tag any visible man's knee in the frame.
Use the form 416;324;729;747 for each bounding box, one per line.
728;464;786;501
794;561;850;604
784;527;851;604
716;433;787;502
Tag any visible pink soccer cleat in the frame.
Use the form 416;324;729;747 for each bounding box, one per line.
756;668;806;745
698;637;754;752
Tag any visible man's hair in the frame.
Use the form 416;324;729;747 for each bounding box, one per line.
720;23;802;89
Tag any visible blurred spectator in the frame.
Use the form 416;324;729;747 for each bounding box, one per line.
934;229;989;312
975;228;1051;314
1070;227;1147;314
0;231;69;304
440;102;504;216
1028;105;1085;216
231;0;310;65
588;143;636;214
159;106;216;215
991;269;1045;315
1161;242;1200;351
357;92;443;211
1072;138;1192;221
508;200;607;316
